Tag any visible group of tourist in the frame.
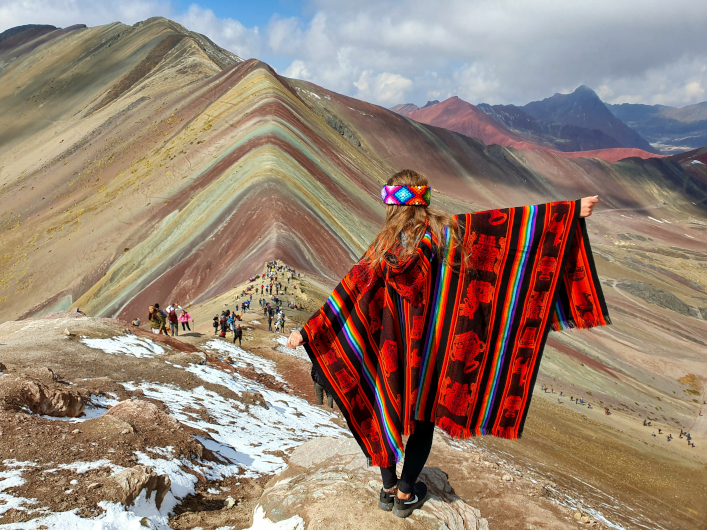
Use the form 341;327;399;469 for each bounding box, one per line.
143;301;193;336
649;426;696;448
544;384;700;449
213;310;244;345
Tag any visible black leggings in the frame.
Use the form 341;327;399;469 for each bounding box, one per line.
380;421;434;494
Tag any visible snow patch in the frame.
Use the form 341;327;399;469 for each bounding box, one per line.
81;334;166;358
45;459;123;475
203;340;284;383
123;363;344;476
0;490;175;529
246;505;305;529
0;463;36;517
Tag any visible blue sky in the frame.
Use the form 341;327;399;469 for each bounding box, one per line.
170;0;303;27
2;0;707;108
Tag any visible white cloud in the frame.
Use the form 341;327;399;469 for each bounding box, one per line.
283;59;310;79
173;5;260;59
259;0;707;108
354;71;413;106
2;0;707;108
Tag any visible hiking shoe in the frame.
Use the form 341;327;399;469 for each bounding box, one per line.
392;482;428;518
378;486;397;511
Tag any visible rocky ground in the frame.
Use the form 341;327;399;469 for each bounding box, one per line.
0;261;705;529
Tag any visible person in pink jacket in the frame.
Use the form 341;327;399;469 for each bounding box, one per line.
178;310;193;332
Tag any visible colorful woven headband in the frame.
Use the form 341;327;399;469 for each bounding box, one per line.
381;185;431;206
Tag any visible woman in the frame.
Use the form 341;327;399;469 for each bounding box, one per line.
288;169;607;518
148;306;166;335
179;310;193;332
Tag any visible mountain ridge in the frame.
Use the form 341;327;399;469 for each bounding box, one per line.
1;17;705;324
392;96;661;162
608;101;707;153
522;85;658;153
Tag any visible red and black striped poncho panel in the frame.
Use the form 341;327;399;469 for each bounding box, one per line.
302;200;610;467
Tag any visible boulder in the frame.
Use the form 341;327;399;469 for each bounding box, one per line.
0;369;85;417
104;399;180;433
111;465;171;509
0;362;6;372
250;437;488;530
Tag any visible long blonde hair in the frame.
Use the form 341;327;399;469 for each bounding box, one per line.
364;169;461;266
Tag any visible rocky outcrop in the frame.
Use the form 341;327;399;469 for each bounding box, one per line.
250;437;488;530
0;368;86;417
111;465;171;509
616;279;692;316
104;399;181;433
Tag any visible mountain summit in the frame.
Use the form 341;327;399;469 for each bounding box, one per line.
523;85;658;153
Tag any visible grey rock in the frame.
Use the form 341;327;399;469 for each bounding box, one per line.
111;465;171;509
224;496;237;508
616;279;692;316
255;437;488;530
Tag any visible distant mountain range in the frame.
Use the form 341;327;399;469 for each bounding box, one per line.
392;86;707;156
607;101;707;153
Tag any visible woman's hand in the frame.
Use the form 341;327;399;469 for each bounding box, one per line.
287;330;304;349
580;196;599;218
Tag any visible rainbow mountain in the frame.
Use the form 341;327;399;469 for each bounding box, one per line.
1;17;706;327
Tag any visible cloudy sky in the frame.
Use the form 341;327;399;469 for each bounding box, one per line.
2;0;706;108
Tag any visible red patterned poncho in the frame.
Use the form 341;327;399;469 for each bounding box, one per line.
301;200;610;467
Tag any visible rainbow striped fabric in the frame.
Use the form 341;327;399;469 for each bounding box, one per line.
302;200;610;467
381;185;431;206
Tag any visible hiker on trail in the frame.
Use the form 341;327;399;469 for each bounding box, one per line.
213;316;219;335
311;364;334;408
148;306;166;335
179;310;193;332
220;312;228;337
268;312;274;332
154;304;169;335
167;305;179;336
167;301;183;315
286;169;604;518
234;325;243;346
